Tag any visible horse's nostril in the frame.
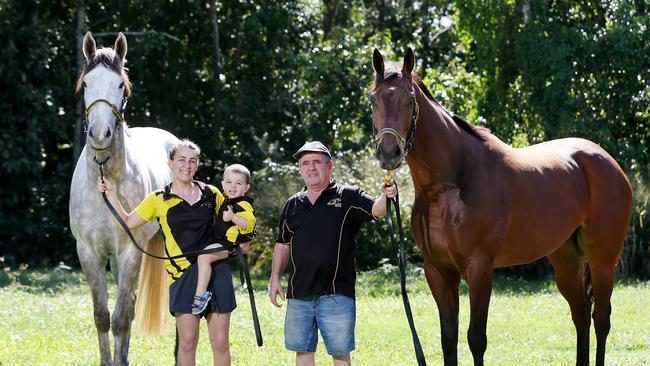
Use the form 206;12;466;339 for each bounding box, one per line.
88;128;94;138
105;128;111;139
390;147;401;159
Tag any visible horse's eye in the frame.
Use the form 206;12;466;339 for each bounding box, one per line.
369;94;377;106
82;81;87;88
119;82;125;89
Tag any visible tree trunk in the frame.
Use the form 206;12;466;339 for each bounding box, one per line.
419;0;430;77
74;0;85;163
634;0;646;15
208;0;222;122
322;0;341;40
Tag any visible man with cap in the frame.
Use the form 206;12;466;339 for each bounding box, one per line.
269;141;397;366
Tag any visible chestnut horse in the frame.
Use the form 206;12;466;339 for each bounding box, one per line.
369;48;631;366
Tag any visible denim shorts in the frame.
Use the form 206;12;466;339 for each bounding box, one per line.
284;294;356;356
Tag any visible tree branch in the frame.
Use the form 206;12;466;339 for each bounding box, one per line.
91;31;182;42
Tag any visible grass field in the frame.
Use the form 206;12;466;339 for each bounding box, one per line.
0;266;648;365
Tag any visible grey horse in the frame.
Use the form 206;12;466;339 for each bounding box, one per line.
70;32;178;366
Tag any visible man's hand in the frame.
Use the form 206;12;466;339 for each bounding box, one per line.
269;277;286;308
382;182;397;199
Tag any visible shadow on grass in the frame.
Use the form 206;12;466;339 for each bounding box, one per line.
0;269;88;294
3;263;643;297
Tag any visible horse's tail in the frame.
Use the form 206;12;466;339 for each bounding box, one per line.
133;233;169;335
582;260;594;305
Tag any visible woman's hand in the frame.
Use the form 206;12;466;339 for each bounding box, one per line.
97;176;114;194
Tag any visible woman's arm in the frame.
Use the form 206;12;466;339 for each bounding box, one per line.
97;177;146;229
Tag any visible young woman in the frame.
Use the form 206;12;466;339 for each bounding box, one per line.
98;139;243;366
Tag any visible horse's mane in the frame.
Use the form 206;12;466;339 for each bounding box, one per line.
75;47;132;96
370;64;488;142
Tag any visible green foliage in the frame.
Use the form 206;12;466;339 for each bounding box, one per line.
0;0;648;277
0;1;77;266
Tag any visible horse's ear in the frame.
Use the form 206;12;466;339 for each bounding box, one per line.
114;32;128;61
373;48;384;83
83;31;96;64
402;47;415;76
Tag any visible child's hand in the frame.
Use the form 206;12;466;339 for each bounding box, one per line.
222;205;234;222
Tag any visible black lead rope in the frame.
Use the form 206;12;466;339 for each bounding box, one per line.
235;245;263;346
385;180;427;366
95;157;262;346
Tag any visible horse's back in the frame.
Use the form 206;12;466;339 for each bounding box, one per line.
127;126;178;189
492;137;631;265
525;137;631;203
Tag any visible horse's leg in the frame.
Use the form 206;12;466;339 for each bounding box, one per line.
112;246;142;366
589;264;615;366
548;241;591;366
463;256;493;366
77;241;112;366
424;260;460;366
580;222;625;366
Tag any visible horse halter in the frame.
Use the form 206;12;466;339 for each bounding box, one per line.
83;97;128;133
372;91;420;157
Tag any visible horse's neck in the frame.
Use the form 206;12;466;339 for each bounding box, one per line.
84;124;127;183
407;91;481;189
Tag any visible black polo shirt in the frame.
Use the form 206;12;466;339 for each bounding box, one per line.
276;180;377;299
134;181;225;283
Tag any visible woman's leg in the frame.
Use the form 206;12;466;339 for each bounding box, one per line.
195;244;228;298
176;313;200;366
206;312;231;366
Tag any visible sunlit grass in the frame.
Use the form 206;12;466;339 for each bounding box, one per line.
0;268;648;365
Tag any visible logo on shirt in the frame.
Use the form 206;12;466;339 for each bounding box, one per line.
327;198;342;208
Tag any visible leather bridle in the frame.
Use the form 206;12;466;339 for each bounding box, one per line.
372;90;419;157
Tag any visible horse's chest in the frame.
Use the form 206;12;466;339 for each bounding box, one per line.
412;186;466;258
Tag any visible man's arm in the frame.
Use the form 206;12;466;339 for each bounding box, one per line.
269;242;291;308
371;182;397;219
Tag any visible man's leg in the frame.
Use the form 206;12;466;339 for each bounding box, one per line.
296;352;316;366
285;298;319;366
316;295;356;365
333;354;351;366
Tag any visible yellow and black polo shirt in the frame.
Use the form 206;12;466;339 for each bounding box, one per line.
276;180;376;299
211;195;256;244
134;181;224;284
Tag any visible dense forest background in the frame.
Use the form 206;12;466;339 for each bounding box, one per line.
1;0;648;278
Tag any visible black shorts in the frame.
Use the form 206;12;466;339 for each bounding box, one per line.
169;259;236;316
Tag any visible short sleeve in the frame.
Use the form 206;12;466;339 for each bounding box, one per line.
275;199;293;244
235;201;256;235
133;191;159;222
348;186;376;222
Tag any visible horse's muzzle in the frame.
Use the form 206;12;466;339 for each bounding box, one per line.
376;144;403;170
